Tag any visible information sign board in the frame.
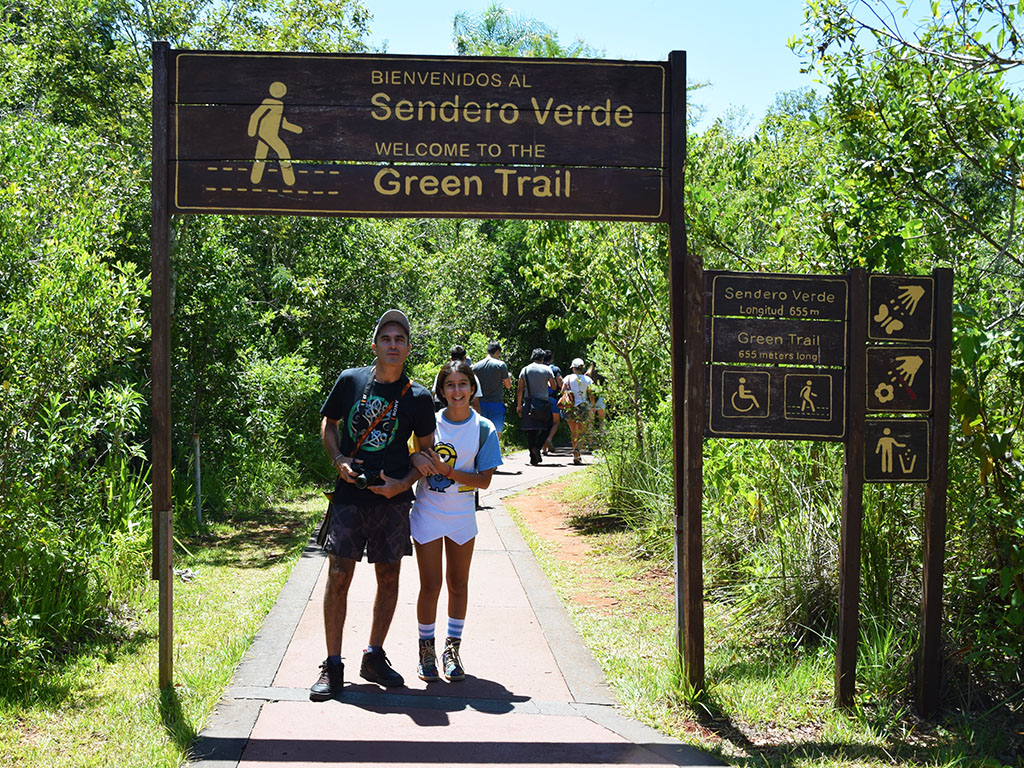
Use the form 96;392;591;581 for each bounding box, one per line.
864;419;930;482
867;274;934;342
706;271;847;321
709;317;846;366
706;365;845;439
866;346;932;413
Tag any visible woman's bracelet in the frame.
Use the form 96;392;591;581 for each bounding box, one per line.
333;453;345;466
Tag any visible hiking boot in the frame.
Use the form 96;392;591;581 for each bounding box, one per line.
309;658;344;701
442;637;465;681
360;647;404;687
573;449;582;465
417;638;440;682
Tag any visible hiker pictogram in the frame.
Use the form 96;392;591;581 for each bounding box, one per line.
799;379;817;412
248;81;304;186
784;373;833;422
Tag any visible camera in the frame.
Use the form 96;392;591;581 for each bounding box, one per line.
353;466;382;489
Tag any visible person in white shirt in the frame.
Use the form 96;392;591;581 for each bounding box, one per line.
411;359;502;682
561;357;595;465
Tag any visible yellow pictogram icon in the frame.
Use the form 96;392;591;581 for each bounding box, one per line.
874;382;895;403
873;303;904;336
248;81;303;186
874;427;905;474
893;354;923;387
799;379;817;413
731;377;761;412
896;284;925;315
872;283;927;336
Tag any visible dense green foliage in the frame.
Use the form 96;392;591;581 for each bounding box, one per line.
0;116;150;688
0;1;1021;756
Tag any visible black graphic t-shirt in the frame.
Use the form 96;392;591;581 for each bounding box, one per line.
320;365;435;504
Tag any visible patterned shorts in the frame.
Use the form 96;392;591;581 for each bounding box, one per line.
323;499;413;563
565;402;591;422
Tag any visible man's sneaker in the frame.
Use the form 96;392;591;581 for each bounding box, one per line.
309;658;344;701
360;647;405;687
417;638;440;682
442;637;465;681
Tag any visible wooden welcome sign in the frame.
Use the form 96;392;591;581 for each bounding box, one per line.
167;50;669;220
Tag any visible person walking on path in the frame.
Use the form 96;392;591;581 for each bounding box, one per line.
471;341;512;441
562;358;595;465
410;360;502;682
517;348;556;466
311;309;437;701
433;345;482;413
542;350;563;455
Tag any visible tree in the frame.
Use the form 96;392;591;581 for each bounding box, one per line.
522;221;669;452
794;0;1023;271
452;2;597;58
796;0;1024;691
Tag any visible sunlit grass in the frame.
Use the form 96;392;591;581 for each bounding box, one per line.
0;494;321;768
506;469;1022;767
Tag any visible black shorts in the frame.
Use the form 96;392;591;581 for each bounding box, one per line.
323;499;413;563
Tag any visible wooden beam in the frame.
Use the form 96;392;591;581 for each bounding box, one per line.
668;50;704;692
918;267;953;717
152;39;174;689
836;267;866;707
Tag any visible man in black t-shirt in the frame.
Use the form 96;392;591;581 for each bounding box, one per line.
310;309;436;701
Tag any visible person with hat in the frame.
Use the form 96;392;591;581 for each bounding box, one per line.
310;309;437;701
561;357;595;465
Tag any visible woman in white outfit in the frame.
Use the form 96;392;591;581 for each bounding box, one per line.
410;359;502;681
561;357;595;464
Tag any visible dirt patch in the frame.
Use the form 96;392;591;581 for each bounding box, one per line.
505;479;634;615
506;480;591;562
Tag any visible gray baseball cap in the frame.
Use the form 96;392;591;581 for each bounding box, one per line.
374;309;410;340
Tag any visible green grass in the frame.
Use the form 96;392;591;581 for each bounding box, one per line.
506;470;1024;767
0;493;322;768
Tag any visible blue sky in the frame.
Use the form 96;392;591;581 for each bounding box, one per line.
361;0;817;128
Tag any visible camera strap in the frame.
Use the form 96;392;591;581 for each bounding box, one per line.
351;367;412;455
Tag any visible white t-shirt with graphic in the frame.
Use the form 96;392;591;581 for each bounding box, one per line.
411;409;502;545
564;373;593;406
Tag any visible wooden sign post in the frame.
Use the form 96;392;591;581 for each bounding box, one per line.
859;268;953;717
695;266;952;714
152;42;686;691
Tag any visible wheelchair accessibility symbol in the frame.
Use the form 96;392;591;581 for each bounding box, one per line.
723;371;770;418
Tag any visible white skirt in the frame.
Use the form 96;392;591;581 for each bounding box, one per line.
410;494;478;545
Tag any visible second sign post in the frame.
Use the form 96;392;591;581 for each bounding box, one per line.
700;266;952;714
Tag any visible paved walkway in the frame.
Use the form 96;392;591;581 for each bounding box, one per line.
188;447;721;767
